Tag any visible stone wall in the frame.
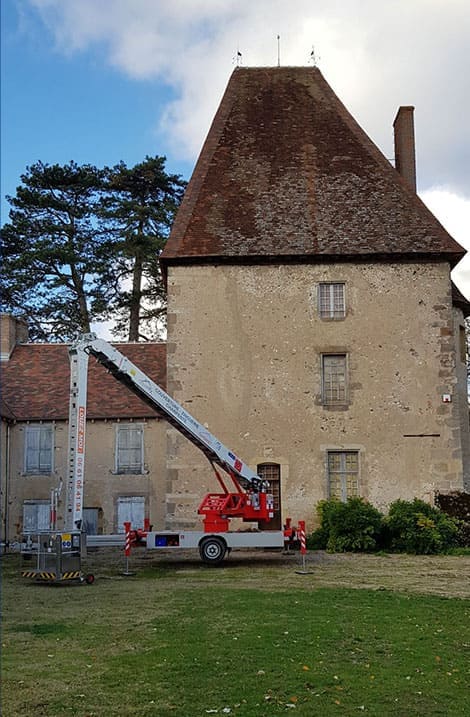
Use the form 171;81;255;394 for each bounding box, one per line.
165;260;468;531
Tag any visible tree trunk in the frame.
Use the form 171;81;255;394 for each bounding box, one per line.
128;254;143;341
70;264;91;333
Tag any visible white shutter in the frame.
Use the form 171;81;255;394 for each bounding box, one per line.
117;497;145;532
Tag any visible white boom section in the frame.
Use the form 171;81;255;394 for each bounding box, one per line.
65;334;262;528
65;343;90;531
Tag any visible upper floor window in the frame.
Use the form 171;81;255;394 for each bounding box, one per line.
24;425;53;474
115;424;144;474
318;283;345;319
322;354;348;405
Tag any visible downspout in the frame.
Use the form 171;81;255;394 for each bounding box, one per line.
3;421;11;553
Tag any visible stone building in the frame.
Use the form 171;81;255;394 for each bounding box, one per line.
2;67;469;540
0;314;167;542
160;66;470;531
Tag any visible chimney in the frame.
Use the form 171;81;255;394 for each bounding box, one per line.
0;314;28;361
393;106;416;192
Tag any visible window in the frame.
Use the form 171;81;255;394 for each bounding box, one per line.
257;463;282;530
115;424;144;474
24;425;53;474
327;451;359;502
322;354;348;405
318;283;345;319
82;508;100;536
117;496;145;532
23;500;50;532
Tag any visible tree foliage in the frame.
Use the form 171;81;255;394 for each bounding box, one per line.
1;161;110;341
0;157;186;341
101;156;186;341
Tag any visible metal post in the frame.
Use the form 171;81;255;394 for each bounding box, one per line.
122;521;135;576
295;520;313;575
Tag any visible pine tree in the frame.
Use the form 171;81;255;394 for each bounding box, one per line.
0;161;111;341
102;156;186;341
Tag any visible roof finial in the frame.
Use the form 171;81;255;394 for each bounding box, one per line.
233;46;242;67
277;34;280;67
309;45;320;67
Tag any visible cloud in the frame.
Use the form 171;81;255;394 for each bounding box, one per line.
28;0;469;298
421;188;470;298
29;0;470;195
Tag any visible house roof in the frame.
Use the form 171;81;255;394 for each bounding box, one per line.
0;342;166;421
162;66;465;268
452;282;470;317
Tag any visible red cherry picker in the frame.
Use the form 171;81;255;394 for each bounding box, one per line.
69;334;300;565
22;334;299;580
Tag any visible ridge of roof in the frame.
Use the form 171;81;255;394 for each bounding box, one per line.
162;66;464;268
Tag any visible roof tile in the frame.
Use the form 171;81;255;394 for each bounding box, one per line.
1;342;166;421
162;67;464;267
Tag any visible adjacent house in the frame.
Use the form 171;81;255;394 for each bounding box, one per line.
0;314;167;542
159;66;470;531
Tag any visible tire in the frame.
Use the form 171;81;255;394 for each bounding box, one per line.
85;573;95;585
199;536;227;565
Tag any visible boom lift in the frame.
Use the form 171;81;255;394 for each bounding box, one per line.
65;334;296;565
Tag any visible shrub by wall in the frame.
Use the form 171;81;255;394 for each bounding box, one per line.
386;499;460;554
434;491;470;546
307;497;461;554
306;497;383;552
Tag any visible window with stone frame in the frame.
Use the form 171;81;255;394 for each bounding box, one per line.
318;282;345;319
321;354;348;405
24;424;54;474
115;424;144;474
327;451;359;502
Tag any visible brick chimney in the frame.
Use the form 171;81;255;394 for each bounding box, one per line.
0;314;28;361
393;106;417;192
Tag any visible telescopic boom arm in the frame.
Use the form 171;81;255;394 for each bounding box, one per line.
65;334;264;530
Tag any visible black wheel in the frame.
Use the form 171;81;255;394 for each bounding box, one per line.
85;573;95;585
199;536;227;565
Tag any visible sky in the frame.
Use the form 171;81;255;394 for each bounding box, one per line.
1;0;469;300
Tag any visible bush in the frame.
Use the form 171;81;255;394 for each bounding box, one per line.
434;492;470;547
306;526;329;550
308;497;384;552
386;499;460;554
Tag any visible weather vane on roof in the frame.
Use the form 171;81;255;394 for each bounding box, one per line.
277;34;281;67
309;45;320;67
233;46;242;67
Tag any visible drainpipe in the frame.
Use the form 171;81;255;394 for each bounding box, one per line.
3;421;11;552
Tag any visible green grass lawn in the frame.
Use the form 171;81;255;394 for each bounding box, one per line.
2;554;469;716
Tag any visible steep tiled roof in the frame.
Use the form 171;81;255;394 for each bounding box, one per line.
452;282;470;317
0;342;166;421
162;67;464;267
